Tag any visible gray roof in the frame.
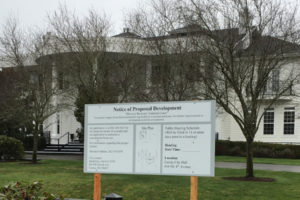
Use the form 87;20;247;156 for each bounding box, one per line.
167;25;300;55
112;31;141;38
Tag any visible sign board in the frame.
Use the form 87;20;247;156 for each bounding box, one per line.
84;101;215;176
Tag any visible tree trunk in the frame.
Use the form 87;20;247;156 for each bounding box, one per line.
32;126;39;163
246;139;254;178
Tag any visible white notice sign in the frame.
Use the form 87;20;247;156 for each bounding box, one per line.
84;101;215;176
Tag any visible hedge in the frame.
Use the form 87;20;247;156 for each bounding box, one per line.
23;136;47;151
216;140;300;159
0;135;24;160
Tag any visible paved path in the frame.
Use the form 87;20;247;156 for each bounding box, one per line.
216;162;300;173
24;154;83;161
26;154;300;173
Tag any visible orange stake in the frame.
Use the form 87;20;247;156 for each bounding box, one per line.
190;176;198;200
94;174;101;200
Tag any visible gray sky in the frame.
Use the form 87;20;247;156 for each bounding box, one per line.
0;0;298;35
0;0;142;34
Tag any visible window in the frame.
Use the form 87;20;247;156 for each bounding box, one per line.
38;124;43;131
58;72;69;90
151;64;161;83
264;108;274;135
58;72;64;90
272;69;280;92
204;57;214;81
56;113;60;134
284;107;295;135
37;74;42;88
186;64;199;81
283;85;293;96
263;69;280;95
30;74;38;84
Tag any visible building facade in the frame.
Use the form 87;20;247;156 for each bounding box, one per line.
2;26;300;145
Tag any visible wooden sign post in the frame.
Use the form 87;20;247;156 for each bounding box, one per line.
190;176;198;200
94;173;102;200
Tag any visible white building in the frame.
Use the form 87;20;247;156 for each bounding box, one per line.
36;26;300;145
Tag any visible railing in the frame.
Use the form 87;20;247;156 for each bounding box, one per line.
263;85;294;96
53;132;70;151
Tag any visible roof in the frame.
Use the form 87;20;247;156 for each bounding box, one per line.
166;25;300;55
241;35;300;55
112;29;141;38
168;24;205;35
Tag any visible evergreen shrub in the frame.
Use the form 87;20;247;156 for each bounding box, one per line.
0;135;24;160
216;140;300;159
23;136;47;151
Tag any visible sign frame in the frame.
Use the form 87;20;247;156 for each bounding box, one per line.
84;101;216;177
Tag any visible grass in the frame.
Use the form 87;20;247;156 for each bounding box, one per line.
1;160;300;199
216;156;300;166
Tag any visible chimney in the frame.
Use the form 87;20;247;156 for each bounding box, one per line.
42;32;52;42
238;7;254;49
123;28;130;33
238;7;253;35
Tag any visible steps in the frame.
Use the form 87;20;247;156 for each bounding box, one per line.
25;142;84;155
45;142;84;154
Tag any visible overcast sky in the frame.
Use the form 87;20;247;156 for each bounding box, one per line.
0;0;298;35
0;0;142;34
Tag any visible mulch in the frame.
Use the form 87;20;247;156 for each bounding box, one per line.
222;177;275;182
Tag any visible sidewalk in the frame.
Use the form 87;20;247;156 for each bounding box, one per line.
26;154;300;173
24;154;83;161
216;162;300;173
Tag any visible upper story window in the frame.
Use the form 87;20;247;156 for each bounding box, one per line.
30;74;38;84
264;108;274;135
58;72;69;90
283;84;293;96
272;69;279;92
263;69;280;95
56;113;60;134
151;64;161;83
284;107;295;135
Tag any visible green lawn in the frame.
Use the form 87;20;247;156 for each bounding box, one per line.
1;160;300;199
216;156;300;166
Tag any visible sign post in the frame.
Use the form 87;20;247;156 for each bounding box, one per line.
190;176;198;200
84;101;215;199
94;173;101;200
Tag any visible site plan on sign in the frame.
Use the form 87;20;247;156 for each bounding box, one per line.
84;101;215;176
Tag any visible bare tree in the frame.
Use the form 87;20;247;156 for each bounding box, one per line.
0;17;67;163
180;0;300;177
0;17;26;67
47;5;147;129
127;0;300;178
126;0;200;101
0;67;26;138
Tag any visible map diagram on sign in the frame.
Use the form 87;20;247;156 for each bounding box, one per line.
135;125;161;173
137;149;157;165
